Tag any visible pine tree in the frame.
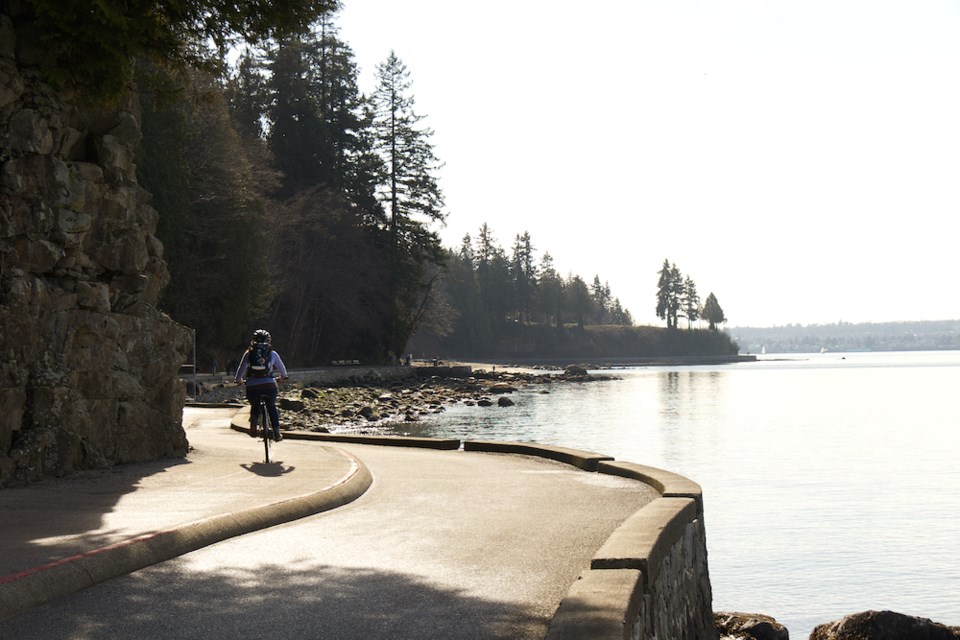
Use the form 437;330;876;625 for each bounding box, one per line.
25;0;338;98
656;259;675;329
511;232;537;324
669;263;684;330
591;275;611;324
370;51;445;266
137;64;269;362
369;51;446;357
702;293;727;331
682;276;701;328
566;275;593;329
474;224;513;333
538;252;564;328
225;48;269;141
610;298;633;325
265;34;328;197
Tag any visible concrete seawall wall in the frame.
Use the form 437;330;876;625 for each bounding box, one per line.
552;460;717;640
469;448;718;640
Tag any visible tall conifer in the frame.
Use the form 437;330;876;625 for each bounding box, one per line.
369;51;446;356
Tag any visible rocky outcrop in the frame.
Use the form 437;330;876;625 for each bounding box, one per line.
810;611;960;640
716;612;789;640
0;12;192;486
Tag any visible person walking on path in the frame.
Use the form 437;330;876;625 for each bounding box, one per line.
234;329;288;441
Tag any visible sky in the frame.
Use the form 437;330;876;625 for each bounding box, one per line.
337;1;960;328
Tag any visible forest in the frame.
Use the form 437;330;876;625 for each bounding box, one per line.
22;1;735;366
130;6;658;366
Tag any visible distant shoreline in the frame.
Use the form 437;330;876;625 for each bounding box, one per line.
457;354;756;369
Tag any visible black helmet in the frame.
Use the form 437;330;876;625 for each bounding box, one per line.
253;329;271;343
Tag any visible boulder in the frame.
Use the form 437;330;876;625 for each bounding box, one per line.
497;396;515;407
357;406;380;421
278;398;305;412
810;611;960;640
715;612;789;640
487;382;517;394
564;364;588;376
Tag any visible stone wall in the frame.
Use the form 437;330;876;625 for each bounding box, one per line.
0;12;193;486
546;461;718;640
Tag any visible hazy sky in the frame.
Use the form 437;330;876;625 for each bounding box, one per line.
338;1;960;328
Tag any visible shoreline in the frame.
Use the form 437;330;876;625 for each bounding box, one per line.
188;353;752;434
191;363;612;434
455;354;755;368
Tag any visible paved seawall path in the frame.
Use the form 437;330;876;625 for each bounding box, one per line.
0;407;658;639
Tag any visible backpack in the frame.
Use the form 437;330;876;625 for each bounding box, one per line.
247;342;272;377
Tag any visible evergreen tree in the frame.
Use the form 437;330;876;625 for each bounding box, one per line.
266;187;390;364
656;259;686;329
458;233;475;265
225;48;269;141
443;243;488;349
511;232;537;324
369;51;446;357
265;34;328;197
370;51;445;261
656;259;675;329
262;20;376;198
475;223;496;278
702;293;727;330
308;15;380;207
24;0;338;98
682;276;701;328
591;275;611;324
609;298;633;325
474;224;513;333
669;263;684;330
137;64;269;362
538;252;564;328
224;49;284;199
566;275;593;329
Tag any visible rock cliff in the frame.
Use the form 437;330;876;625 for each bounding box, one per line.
0;12;192;486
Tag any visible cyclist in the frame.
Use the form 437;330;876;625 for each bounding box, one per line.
234;329;289;441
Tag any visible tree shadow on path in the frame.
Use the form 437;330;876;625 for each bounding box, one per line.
1;561;547;640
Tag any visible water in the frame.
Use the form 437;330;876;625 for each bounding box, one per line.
389;351;960;638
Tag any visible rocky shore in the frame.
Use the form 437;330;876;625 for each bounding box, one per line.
191;364;607;434
717;610;960;640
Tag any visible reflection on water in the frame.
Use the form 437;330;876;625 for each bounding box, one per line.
390;352;960;637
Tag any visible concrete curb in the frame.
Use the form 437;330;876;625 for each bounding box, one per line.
597;460;704;513
0;450;372;622
544;568;645;639
463;440;614;471
590;497;698;585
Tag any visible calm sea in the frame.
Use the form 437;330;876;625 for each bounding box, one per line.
389;350;960;638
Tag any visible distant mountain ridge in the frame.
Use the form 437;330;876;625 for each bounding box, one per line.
729;320;960;354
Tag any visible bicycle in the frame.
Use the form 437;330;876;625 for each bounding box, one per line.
250;392;279;464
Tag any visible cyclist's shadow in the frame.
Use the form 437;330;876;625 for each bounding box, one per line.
241;462;296;477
